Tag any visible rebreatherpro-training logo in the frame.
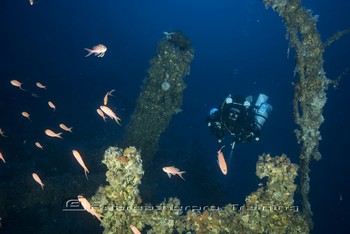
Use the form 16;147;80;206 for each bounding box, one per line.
62;198;298;213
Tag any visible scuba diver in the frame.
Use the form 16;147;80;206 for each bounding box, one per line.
207;94;273;168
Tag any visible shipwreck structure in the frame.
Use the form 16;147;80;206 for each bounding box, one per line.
263;0;349;229
122;31;194;166
91;147;308;233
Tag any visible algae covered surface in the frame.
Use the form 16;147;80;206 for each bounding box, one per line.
263;0;350;228
91;146;307;233
122;31;194;166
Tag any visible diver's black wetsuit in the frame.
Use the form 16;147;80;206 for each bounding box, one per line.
207;95;260;144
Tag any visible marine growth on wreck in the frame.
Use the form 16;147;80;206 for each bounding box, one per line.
91;147;307;233
122;31;194;166
263;0;350;229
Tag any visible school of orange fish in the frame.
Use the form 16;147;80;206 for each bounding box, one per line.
5;79;123;167
2;72;125;225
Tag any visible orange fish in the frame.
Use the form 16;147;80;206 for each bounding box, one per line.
100;105;121;125
10;80;26;91
32;173;44;189
162;166;186;180
36;82;46;89
77;195;103;221
103;89;115;105
22;111;31;121
35;142;44;150
217;146;227;175
96;109;107;122
130;225;142;234
59;124;73;133
0;128;8;137
45;129;63;139
84;44;107;57
72;150;89;179
48;101;56;111
0;152;6;163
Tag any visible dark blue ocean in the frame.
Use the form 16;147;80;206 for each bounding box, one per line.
1;0;349;233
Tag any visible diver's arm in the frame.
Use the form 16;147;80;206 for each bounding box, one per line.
207;113;225;142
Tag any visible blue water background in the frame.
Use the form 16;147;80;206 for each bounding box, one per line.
1;0;350;233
